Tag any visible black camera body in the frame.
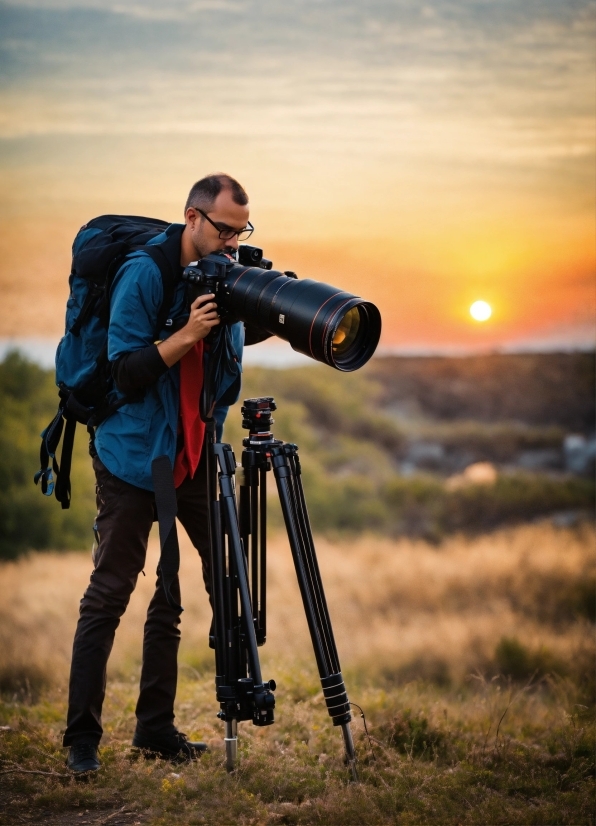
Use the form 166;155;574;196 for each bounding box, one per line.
181;244;381;372
182;246;273;321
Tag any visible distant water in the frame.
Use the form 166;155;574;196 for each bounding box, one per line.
0;338;59;369
0;337;314;370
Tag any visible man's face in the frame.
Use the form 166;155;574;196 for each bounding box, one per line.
185;189;250;260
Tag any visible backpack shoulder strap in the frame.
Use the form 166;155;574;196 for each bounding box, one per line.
142;224;184;336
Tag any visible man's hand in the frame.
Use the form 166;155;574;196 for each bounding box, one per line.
185;293;221;342
157;293;220;368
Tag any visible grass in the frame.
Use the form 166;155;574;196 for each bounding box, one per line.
0;522;594;824
1;679;594;825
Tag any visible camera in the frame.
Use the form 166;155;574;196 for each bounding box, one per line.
182;245;381;372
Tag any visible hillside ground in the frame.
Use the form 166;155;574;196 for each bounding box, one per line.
1;521;594;825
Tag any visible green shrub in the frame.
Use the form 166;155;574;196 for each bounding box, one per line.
0;351;96;559
443;474;595;533
493;636;568;681
380;472;594;541
575;576;596;623
382;656;452;688
373;709;449;760
410;420;565;463
230;364;405;456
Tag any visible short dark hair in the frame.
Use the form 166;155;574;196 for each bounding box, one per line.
184;173;249;214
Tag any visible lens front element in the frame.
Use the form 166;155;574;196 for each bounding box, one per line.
332;306;360;356
326;301;381;371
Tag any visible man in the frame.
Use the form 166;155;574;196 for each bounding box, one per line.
64;174;269;774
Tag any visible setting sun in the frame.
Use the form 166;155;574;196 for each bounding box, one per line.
470;300;492;322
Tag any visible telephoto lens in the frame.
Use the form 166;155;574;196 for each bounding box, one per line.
183;248;381;372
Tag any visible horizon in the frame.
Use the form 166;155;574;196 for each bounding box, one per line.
1;335;594;372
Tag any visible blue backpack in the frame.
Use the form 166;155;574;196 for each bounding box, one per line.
35;215;182;509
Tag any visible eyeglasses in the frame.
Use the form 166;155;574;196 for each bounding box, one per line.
195;208;254;241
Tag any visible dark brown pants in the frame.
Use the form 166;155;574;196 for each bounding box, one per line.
63;450;210;746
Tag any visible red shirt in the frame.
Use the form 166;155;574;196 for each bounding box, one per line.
173;341;205;487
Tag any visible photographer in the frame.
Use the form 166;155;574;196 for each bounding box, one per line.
63;174;269;774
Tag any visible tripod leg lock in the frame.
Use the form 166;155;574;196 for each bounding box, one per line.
321;673;352;726
216;678;276;726
251;679;276;727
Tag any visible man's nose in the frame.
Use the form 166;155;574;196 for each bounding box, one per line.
226;235;239;251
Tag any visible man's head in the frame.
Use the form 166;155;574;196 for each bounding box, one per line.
181;173;250;265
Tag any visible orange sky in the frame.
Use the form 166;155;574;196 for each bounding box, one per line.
0;1;594;355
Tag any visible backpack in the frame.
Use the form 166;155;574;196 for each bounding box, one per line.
35;215;183;510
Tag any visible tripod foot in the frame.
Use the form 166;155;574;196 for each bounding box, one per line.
341;722;359;782
225;720;238;772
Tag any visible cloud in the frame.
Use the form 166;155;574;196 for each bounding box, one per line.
0;0;593;149
0;0;248;18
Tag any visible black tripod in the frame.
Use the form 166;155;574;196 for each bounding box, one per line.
204;397;358;779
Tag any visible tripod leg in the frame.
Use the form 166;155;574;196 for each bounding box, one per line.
240;449;267;645
214;444;276;723
270;444;358;779
219;481;264;686
341;722;359;782
259;466;268;641
205;427;239;766
225;719;238;773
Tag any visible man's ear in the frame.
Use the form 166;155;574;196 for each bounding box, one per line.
185;207;198;227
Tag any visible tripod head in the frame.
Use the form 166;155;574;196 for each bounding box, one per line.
241;397;279;448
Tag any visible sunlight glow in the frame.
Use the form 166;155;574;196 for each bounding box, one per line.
470;300;492;322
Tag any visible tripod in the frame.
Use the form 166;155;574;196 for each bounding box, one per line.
205;397;358;779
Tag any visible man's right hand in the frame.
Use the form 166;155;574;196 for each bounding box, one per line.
157;293;220;368
185;293;221;342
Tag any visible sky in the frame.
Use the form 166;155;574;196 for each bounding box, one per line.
0;0;594;363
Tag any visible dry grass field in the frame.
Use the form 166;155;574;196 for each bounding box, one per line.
0;521;594;824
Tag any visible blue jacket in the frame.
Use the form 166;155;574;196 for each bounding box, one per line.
94;226;244;491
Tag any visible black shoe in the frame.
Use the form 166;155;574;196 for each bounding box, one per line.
132;728;208;763
66;742;100;775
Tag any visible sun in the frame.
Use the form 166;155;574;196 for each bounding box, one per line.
470;300;492;322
